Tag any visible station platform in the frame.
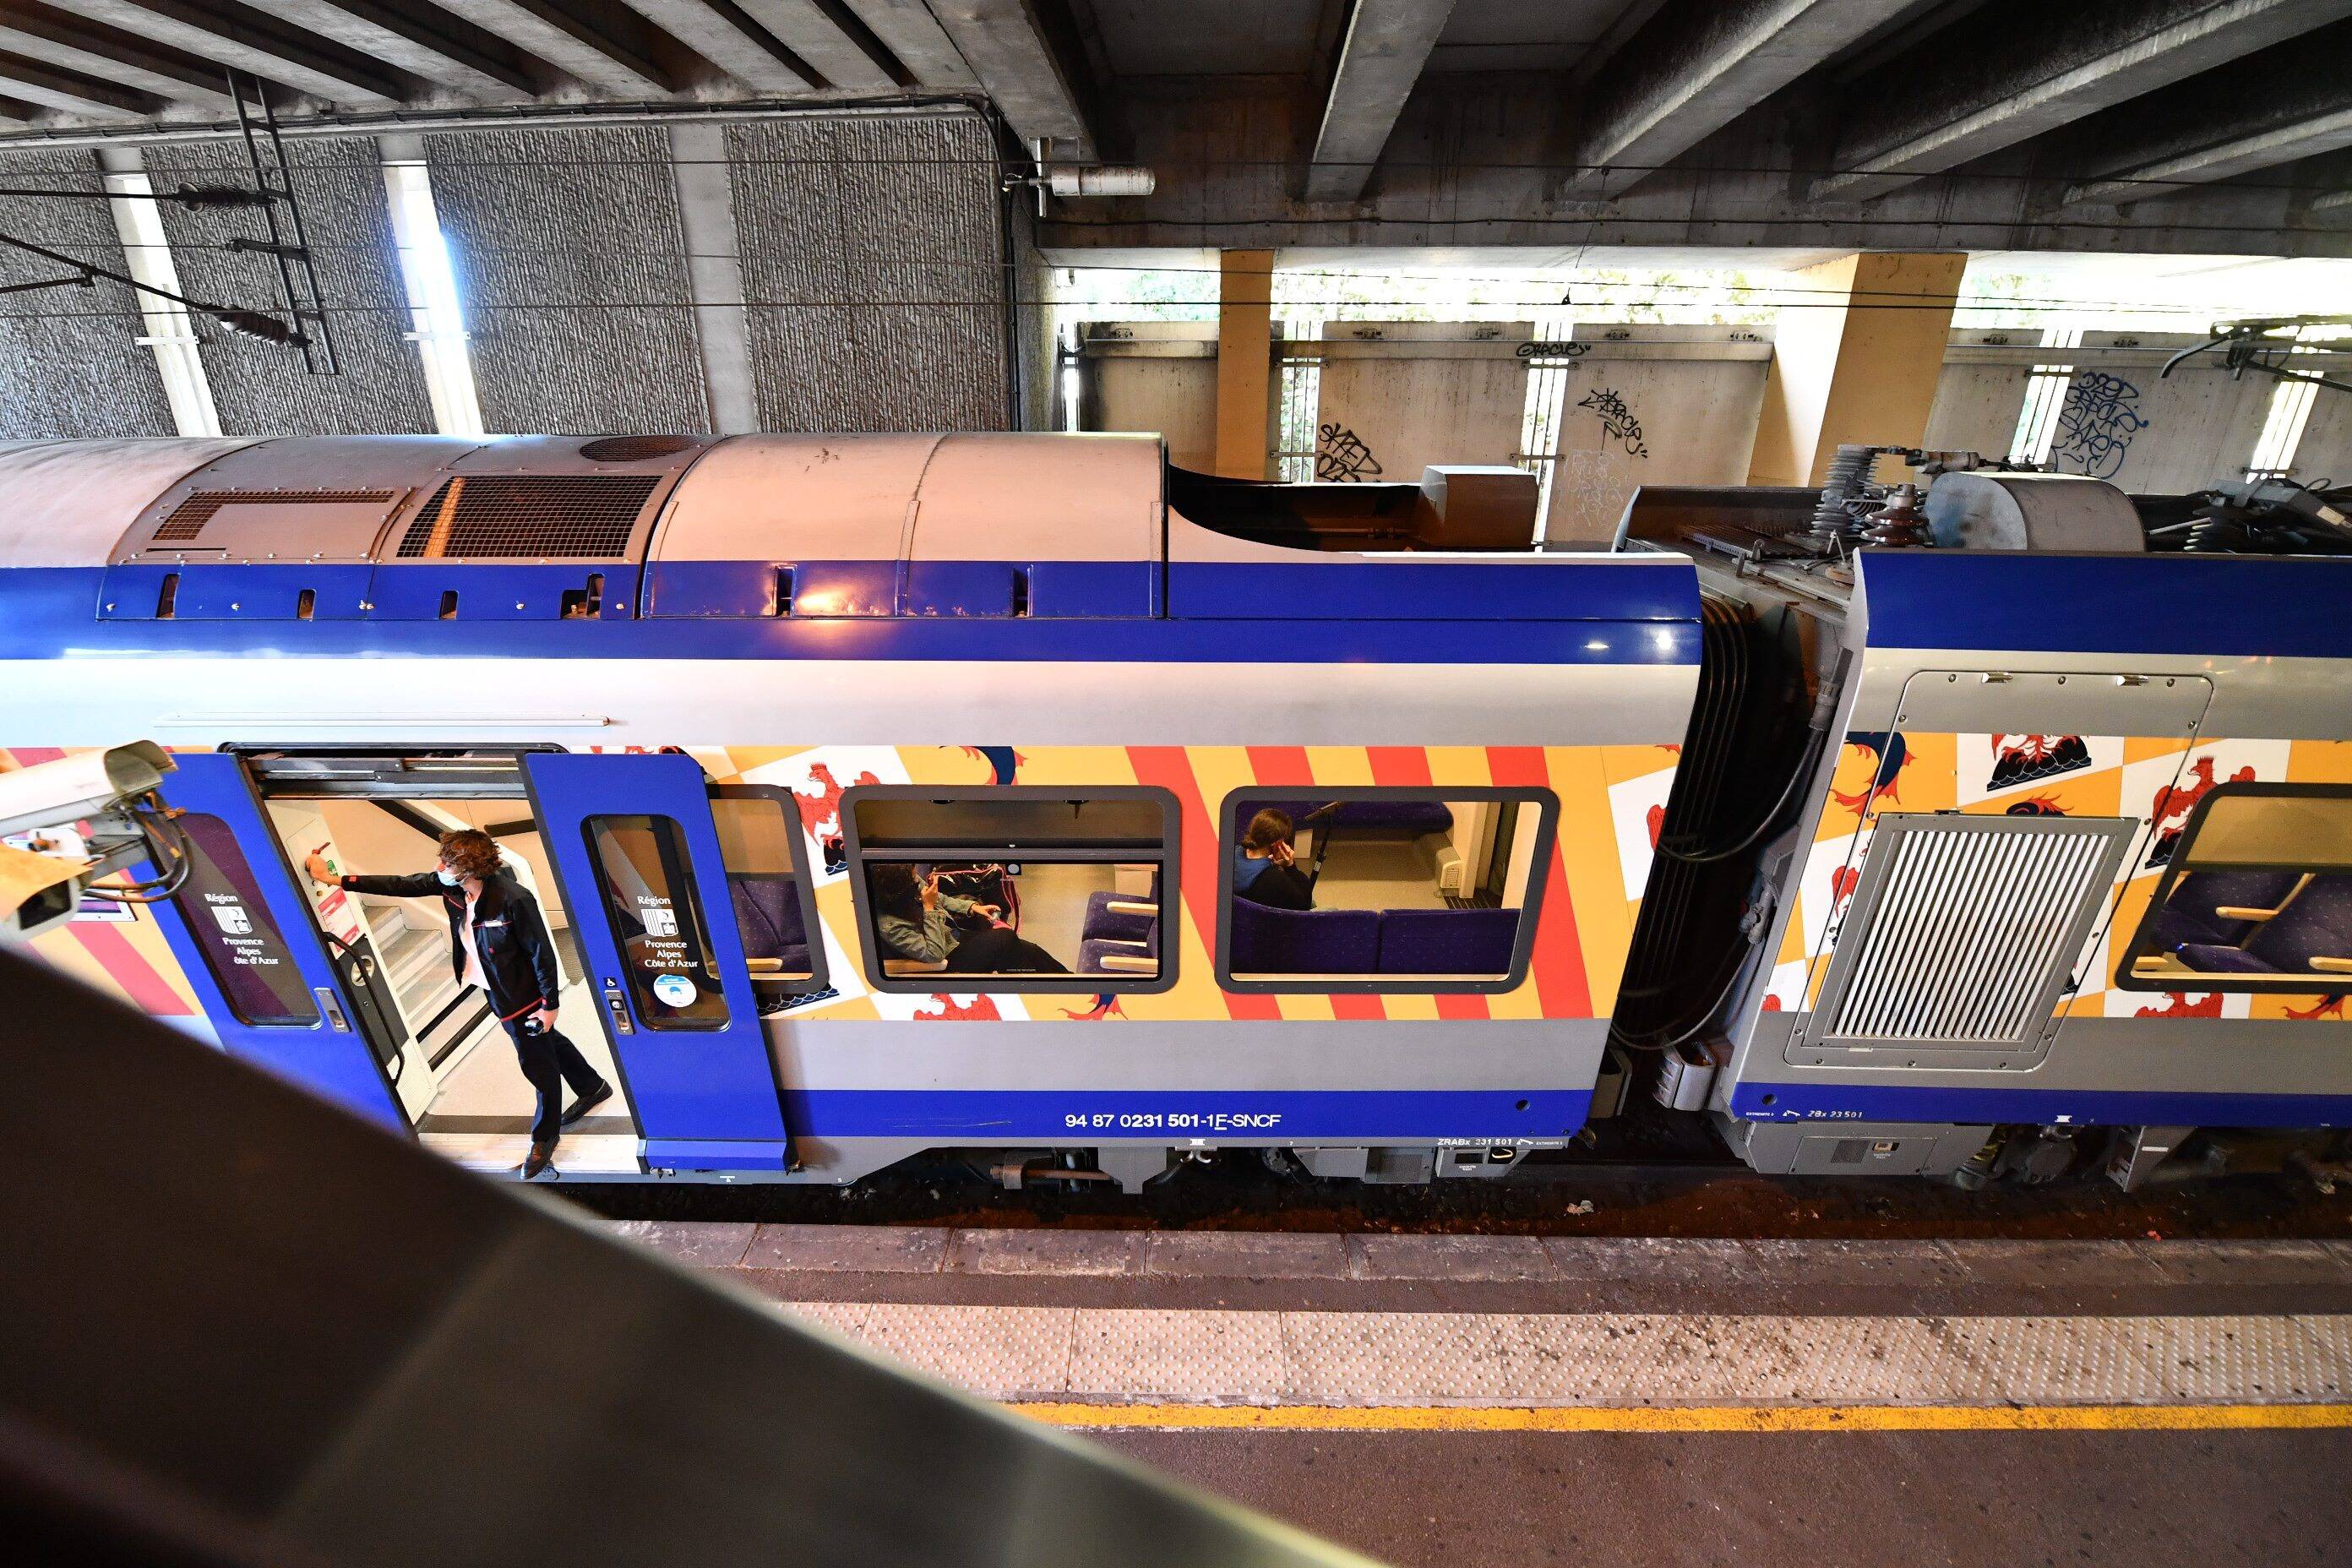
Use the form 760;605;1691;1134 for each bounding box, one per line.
606;1222;2352;1566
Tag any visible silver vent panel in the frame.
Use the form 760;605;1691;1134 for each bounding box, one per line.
1796;814;2135;1063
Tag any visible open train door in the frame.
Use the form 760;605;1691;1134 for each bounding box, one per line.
521;752;792;1172
145;753;408;1130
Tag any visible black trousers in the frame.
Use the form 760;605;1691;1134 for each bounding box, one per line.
944;927;1070;973
504;1015;607;1145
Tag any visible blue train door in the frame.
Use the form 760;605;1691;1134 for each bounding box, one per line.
521;752;792;1171
146;753;407;1130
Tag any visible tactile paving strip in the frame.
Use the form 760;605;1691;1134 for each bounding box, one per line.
770;1302;2352;1408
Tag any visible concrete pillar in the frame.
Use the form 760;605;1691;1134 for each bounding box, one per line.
667;121;760;435
1746;251;1967;487
1214;248;1276;480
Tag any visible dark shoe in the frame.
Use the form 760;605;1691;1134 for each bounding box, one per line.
522;1140;558;1180
561;1082;613;1127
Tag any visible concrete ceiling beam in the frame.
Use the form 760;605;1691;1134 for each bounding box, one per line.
927;0;1094;160
428;1;678;98
39;0;409;106
264;3;538;98
1813;0;2352;202
1571;0;1917;198
837;0;977;87
1304;0;1456;204
614;1;814;93
2060;24;2352;205
0;10;237;111
0;50;158;117
735;1;899;90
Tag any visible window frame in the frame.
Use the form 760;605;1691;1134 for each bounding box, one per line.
710;782;831;1001
2114;780;2352;994
1214;784;1560;994
840;783;1180;996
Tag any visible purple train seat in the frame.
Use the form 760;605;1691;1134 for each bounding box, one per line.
729;874;810;977
1375;906;1519;976
1228;899;1380;976
2175;874;2352;976
2145;869;2304;954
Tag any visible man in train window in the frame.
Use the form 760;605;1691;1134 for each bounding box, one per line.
1233;808;1316;911
306;830;610;1179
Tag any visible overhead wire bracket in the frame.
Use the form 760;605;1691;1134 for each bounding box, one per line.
226;68;340;375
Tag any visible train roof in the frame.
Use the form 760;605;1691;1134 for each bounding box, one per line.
0;432;1698;631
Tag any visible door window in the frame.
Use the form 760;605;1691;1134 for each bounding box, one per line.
167;813;321;1026
585;814;731;1027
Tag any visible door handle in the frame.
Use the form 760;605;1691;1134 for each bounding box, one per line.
314;987;351;1032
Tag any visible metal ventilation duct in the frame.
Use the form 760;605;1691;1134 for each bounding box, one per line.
1799;814;2136;1064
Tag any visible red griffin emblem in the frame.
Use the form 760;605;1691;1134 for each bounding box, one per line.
1988;734;2092;792
2135;993;2224;1020
2146;757;2254;867
915;994;1002;1021
788;760;880;841
1831;732;1910;815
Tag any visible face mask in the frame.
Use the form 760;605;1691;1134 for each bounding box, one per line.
436;868;463;886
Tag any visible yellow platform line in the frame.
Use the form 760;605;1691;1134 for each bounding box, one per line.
1012;1402;2352;1435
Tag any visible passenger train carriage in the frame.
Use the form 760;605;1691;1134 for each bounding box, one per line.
0;433;1695;1185
2;433;2346;1188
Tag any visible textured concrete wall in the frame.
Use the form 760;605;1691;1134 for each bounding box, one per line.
2079;365;2276;493
1921;360;2032;457
1315;335;1530;478
2292;384;2352;487
0;150;175;440
727;112;1009;433
150;138;434;437
1533;350;1771;545
427;126;711;435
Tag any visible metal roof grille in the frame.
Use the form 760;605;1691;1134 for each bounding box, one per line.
153;490;397;543
394;475;660;559
578;434;698;462
1805;814;2134;1057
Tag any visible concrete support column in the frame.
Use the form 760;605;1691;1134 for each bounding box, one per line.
667;120;760;435
1214;248;1276;480
1746;251;1967;487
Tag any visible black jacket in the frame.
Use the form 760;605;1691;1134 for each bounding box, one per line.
340;868;561;1021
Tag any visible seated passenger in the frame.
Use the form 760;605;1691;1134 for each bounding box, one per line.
1233;808;1315;911
868;863;1068;974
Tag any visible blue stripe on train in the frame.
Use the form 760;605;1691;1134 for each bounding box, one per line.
1859;550;2352;661
778;1087;1594;1141
0;566;1702;666
1726;1081;2352;1130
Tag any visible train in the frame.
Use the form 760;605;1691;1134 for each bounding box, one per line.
1;430;2346;1190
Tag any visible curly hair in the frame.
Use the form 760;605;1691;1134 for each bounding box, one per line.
436;828;504;880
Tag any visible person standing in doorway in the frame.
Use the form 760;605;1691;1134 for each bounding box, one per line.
307;829;609;1179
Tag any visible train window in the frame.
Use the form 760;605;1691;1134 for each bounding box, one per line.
841;787;1179;994
584;814;731;1028
166;813;321;1026
2117;784;2352;994
1217;788;1558;992
710;786;827;1000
